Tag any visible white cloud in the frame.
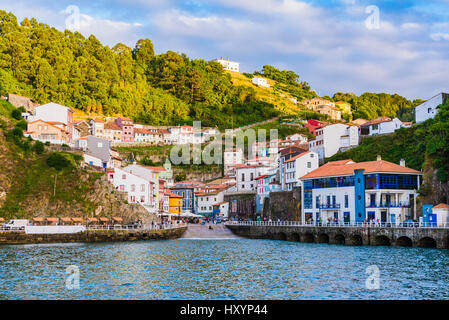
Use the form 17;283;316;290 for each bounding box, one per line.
430;33;449;41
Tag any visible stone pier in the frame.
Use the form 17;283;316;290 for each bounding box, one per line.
226;224;449;249
0;226;186;245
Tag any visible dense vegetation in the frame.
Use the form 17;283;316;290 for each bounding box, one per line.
0;11;279;128
327;99;449;183
332;92;424;121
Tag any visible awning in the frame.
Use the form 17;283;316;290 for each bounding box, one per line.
87;218;98;222
32;217;45;222
46;217;58;222
112;217;123;222
0;218;5;222
60;217;72;222
99;217;109;222
72;218;83;223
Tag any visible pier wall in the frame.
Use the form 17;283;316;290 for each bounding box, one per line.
226;224;449;249
0;227;186;245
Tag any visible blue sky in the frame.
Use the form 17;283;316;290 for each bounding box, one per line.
1;0;449;100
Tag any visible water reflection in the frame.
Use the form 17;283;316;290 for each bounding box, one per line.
0;239;448;299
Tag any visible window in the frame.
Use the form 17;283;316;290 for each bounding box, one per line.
241;173;245;181
120;185;124;191
307;162;311;168
345;195;349;208
131;184;136;192
141;184;145;192
140;196;145;202
98;142;103;148
428;107;432;113
250;173;254;180
122;174;126;179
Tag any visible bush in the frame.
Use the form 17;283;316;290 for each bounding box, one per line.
15;120;27;131
11;108;22;120
46;152;73;171
32;141;45;154
175;173;186;182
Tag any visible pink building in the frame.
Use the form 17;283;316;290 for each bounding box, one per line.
115;117;134;142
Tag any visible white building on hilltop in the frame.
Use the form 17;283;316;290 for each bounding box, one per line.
214;58;240;72
415;92;448;123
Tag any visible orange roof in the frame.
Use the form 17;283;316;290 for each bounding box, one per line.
87;218;99;222
92;118;104;123
99;217;109;222
46;217;58;222
143;166;166;172
134;128;151;134
112;217;123;222
434;203;449;209
104;122;121;130
32;217;45;222
301;159;421;179
168;193;183;198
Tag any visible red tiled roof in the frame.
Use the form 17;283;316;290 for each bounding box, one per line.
92;118;104;123
301;160;421;179
134;128;151;134
104;122;121;130
168;193;182;198
144;166;166;172
434;203;449;209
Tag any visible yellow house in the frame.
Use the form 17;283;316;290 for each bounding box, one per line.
168;193;183;215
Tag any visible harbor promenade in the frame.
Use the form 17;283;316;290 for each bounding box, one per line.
226;221;449;249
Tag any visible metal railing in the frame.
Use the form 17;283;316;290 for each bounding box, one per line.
366;202;411;208
225;221;446;229
0;223;187;232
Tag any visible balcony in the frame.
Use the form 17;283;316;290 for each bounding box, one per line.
319;203;341;209
366;202;410;208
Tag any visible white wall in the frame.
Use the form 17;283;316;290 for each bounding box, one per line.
416;93;445;123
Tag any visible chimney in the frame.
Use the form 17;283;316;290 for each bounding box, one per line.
400;159;405;167
377;155;381;161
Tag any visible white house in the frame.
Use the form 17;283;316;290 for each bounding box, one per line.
360;117;404;136
83;136;114;169
284;151;319;191
286;133;308;144
109;167;158;212
29;102;75;144
432;203;449;227
235;164;271;192
90;118;105;138
214;58;240;72
415;92;448;123
309;123;359;161
109;164;161;213
252;77;270;87
300;157;422;225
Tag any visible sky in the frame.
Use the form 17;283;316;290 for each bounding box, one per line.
1;0;448;100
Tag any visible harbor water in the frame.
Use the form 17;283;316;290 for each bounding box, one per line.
1;238;449;299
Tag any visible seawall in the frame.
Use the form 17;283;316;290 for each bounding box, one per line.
0;227;187;245
226;224;449;249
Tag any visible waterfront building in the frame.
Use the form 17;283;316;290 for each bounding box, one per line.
431;203;449;226
255;173;280;213
170;181;205;213
300;157;422;225
415;92;448;123
279;146;308;190
168;193;183;215
284;151;319;191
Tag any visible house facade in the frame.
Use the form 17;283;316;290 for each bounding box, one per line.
116;117;134;142
26;120;70;145
83;136;113;169
252;77;269;87
300;158;422;225
235;164;271;192
214;58;240;72
30;102;74;144
284;151;319;191
360;117;404;136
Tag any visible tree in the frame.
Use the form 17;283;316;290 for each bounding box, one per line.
11;108;21;120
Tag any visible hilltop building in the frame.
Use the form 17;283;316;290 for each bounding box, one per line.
213;58;240;72
415;92;448;123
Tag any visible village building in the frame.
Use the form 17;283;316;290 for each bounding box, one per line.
103;121;122;142
116;117;134;142
360;117;404;136
213;58;240;72
284;151;319;191
6;93;38;113
415;92;448;123
300;157;422;225
234;164;271;192
83;136;114;169
252;77;270;87
25;119;70;145
90;118;105;138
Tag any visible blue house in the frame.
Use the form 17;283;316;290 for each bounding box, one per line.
300;157;422;225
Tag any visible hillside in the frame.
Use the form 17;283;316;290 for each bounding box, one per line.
0;100;153;222
328;99;449;204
